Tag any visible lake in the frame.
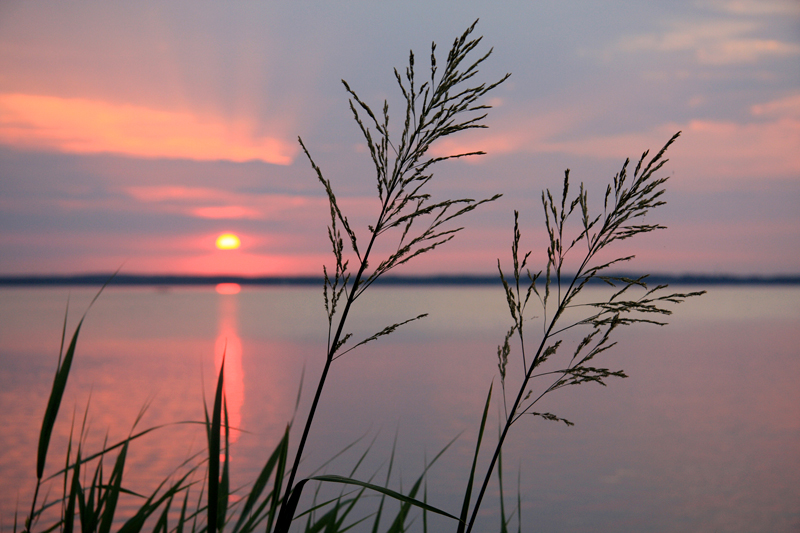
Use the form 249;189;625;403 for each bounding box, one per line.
1;285;798;532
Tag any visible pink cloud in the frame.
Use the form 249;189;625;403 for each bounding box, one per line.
123;186;333;221
190;206;264;220
125;186;225;202
607;19;800;65
533;117;800;185
436;93;800;189
428;106;590;161
751;93;800;118
0;93;298;164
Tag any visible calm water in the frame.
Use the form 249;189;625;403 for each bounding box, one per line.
1;285;798;532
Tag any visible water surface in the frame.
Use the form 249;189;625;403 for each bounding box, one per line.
1;285;798;532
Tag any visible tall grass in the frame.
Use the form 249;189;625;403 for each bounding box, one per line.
18;20;702;533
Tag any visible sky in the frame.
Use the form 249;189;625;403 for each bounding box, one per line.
0;1;798;277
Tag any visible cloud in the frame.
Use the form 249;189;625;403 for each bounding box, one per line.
125;186;225;202
190;206;264;220
432;92;800;187
532;116;800;185
0;93;298;164
428;106;591;161
751;93;800;118
124;186;330;221
699;0;800;16
610;19;800;65
696;38;800;65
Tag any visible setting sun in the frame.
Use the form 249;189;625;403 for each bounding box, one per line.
215;233;241;250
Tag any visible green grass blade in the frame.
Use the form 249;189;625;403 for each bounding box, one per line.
322;500;340;533
35;272;115;495
266;426;290;533
422;474;428;533
176;486;190;533
274;478;309;533
333;512;372;533
371;430;399;533
37;317;83;481
232;429;289;533
76;476;88;533
152;493;173;533
497;424;508;533
384;442;452;533
81;454;103;533
207;356;225;533
309;475;460;522
303;502;339;533
332;488;366;532
218;400;230;532
458;382;492;533
61;407;78;529
117;470;196;533
44;423;175;483
98;440;128;533
63;447;81;533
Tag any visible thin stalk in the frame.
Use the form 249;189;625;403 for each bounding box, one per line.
466;314;545;532
469;134;698;531
281;212;384;510
466;258;590;533
282;23;506;528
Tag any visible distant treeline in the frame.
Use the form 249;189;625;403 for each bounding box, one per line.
1;273;799;287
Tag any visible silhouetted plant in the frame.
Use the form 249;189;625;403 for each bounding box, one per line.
276;19;508;529
458;132;706;533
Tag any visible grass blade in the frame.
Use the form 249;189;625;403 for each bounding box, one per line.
152;493;173;533
266;425;290;533
117;470;196;533
28;274;116;532
232;429;289;533
207;355;225;533
37;317;83;481
497;423;508;533
309;475;460;522
274;478;309;533
176;487;190;533
218;400;230;532
98;440;128;533
458;383;492;533
63;446;81;533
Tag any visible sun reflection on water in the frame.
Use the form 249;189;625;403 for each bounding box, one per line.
215;290;244;443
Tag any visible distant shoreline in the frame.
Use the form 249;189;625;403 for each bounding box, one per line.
1;273;798;287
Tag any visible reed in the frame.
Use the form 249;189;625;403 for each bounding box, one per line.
276;20;507;529
459;134;706;533
18;20;703;533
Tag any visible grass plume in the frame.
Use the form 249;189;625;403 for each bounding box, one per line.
279;20;507;526
462;132;706;532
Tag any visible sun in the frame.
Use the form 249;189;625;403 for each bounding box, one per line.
215;233;241;250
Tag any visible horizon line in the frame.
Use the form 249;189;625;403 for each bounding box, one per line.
1;273;799;287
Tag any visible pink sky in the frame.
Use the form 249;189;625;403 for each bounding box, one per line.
0;2;798;276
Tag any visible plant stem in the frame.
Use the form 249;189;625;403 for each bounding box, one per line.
281;214;383;512
466;314;552;533
466;255;589;533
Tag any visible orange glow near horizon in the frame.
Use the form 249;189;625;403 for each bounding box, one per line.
216;233;241;250
0;93;297;164
216;283;241;294
124;251;325;277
